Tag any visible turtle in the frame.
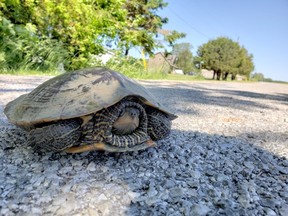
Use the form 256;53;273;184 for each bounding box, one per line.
4;67;177;153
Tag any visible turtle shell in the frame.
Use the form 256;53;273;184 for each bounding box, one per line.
4;67;176;128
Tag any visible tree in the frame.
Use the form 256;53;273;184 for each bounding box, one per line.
160;30;186;47
117;1;185;55
236;47;254;80
251;73;265;81
1;0;127;69
197;37;254;80
1;0;182;70
118;0;167;55
172;43;194;73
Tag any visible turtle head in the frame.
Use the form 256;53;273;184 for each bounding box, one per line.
112;107;140;135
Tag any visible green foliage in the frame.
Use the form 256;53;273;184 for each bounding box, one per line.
157;29;186;51
237;47;254;79
251;72;265;81
197;37;254;80
117;0;171;55
172;42;195;73
0;16;68;72
163;30;186;47
1;0;175;70
105;55;167;79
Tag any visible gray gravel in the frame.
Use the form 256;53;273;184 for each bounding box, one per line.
0;75;287;216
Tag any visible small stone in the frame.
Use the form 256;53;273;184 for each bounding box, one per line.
260;198;277;209
0;208;10;215
264;208;277;216
190;203;210;215
98;193;108;201
61;182;73;193
186;180;200;189
190;170;201;179
127;191;139;200
162;179;175;188
147;185;158;197
45;205;60;214
205;170;216;176
71;159;83;167
169;187;184;198
238;193;251;208
87;207;99;215
56;193;77;214
279;204;288;216
281;160;288;167
96;200;111;216
278;166;288;174
32;207;42;214
243;161;254;170
87;162;96;172
53;195;66;206
145;197;159;206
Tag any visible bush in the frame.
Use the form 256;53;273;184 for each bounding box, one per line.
104;55;167;79
0;16;69;73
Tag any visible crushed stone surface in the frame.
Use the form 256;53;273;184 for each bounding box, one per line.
0;75;287;215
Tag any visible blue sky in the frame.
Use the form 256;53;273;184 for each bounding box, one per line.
135;0;288;81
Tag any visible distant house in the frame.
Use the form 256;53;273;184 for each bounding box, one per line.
174;69;184;75
201;69;214;79
91;50;115;65
97;50;115;64
147;52;180;73
235;75;247;81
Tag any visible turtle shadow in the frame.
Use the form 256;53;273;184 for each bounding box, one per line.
143;82;288;115
1;126;287;215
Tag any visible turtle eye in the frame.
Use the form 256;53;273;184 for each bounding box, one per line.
119;111;125;117
130;109;140;117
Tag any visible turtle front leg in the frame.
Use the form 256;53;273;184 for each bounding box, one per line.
147;111;172;140
28;119;81;152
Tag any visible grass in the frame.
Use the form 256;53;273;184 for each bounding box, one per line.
0;69;206;81
166;73;205;81
1;69;287;84
0;69;62;76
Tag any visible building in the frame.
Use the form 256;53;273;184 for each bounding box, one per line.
201;69;214;79
90;50;115;65
147;52;180;73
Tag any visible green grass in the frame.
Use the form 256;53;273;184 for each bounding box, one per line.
166;73;205;81
0;69;205;81
0;69;62;76
2;69;286;83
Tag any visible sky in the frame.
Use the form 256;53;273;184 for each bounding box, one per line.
134;0;288;81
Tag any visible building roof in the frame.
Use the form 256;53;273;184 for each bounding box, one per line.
155;52;179;69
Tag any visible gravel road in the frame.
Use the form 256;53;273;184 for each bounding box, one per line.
0;75;287;216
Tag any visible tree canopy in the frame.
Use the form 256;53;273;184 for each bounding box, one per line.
0;0;184;70
197;37;254;80
251;72;265;81
172;42;195;73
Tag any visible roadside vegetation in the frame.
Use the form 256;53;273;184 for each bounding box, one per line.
0;1;282;82
0;1;184;73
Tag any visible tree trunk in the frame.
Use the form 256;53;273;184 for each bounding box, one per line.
222;72;229;80
212;71;216;80
231;74;236;80
216;70;221;80
124;48;129;56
